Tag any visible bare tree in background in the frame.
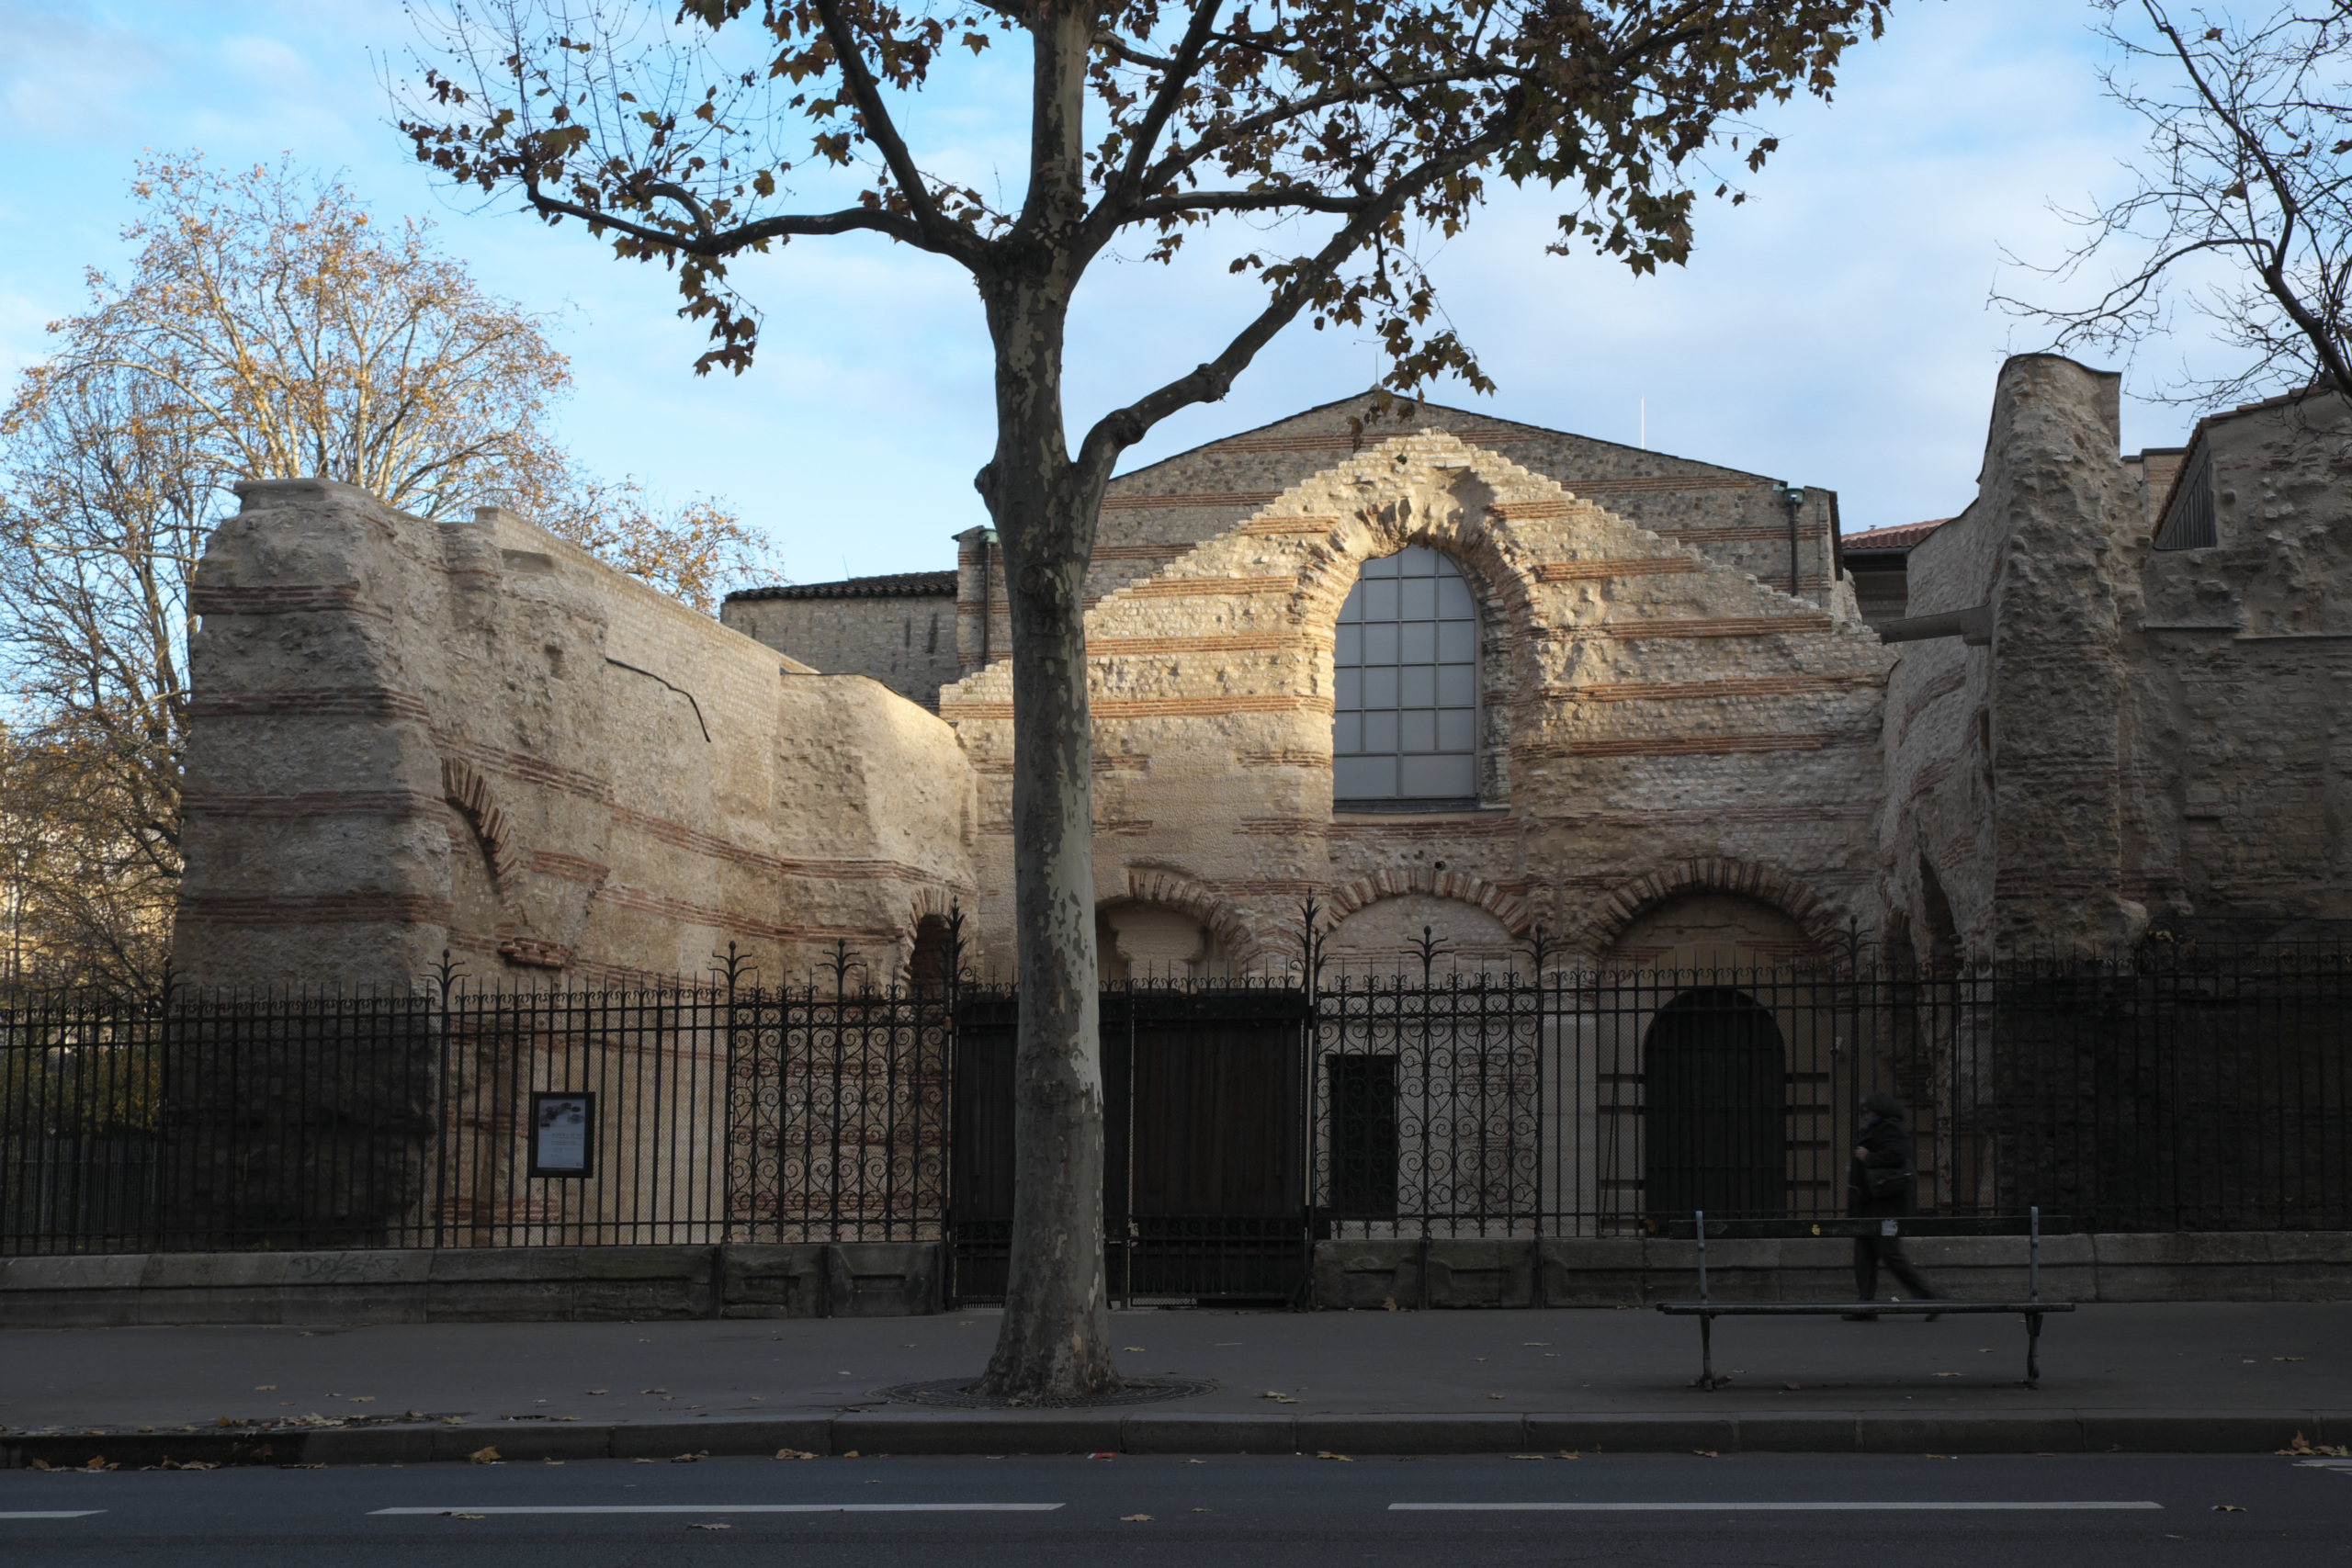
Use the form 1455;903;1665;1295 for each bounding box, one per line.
399;0;1889;1399
2001;1;2352;406
0;154;778;990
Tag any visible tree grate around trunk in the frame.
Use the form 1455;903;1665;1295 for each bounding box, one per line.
877;1376;1217;1409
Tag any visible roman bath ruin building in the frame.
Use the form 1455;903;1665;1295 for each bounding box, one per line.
171;355;2352;989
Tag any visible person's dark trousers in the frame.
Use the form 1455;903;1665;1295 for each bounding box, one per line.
1853;1201;1939;1301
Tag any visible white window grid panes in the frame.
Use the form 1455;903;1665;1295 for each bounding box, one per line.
1332;545;1479;802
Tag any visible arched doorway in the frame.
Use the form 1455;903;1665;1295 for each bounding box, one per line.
1643;988;1786;1221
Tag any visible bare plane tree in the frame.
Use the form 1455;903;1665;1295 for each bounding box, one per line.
2000;1;2352;406
396;0;1891;1400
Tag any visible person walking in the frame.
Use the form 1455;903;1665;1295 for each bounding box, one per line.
1844;1090;1942;1321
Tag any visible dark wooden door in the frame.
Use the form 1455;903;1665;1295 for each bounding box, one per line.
1643;987;1787;1221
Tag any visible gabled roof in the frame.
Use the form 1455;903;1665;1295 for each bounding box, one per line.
727;570;956;604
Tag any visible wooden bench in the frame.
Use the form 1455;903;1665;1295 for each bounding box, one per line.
1655;1208;2076;1390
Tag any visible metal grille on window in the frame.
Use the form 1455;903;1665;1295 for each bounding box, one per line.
2154;446;2217;550
1333;545;1478;804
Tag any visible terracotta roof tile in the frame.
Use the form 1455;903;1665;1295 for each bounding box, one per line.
1841;519;1949;552
727;570;956;603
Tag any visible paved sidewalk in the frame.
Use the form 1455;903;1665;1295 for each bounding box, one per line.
4;1303;2346;1462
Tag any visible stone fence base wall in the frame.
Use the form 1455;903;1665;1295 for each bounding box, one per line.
1;1233;2341;1326
0;1243;941;1327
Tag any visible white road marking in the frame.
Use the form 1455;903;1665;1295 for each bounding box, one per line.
0;1511;105;1519
1391;1501;2163;1512
369;1504;1064;1515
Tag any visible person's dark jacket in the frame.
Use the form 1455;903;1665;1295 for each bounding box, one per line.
1848;1114;1916;1217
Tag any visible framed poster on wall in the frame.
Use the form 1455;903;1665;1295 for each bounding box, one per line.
529;1091;595;1179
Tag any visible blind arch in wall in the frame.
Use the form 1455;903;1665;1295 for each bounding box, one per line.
1332;545;1479;805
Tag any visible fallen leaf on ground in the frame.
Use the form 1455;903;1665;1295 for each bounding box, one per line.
1258;1392;1296;1404
842;1450;861;1458
79;1457;118;1471
1556;1451;1580;1460
775;1449;819;1461
278;1462;326;1471
468;1446;501;1464
673;1451;708;1463
1507;1454;1544;1461
642;1388;667;1394
1487;1393;1504;1401
1192;1507;1211;1513
1316;1451;1352;1461
1120;1514;1153;1522
687;1522;731;1530
586;1390;607;1395
1122;1347;1145;1352
543;1459;564;1466
1692;1450;1718;1459
1784;1382;1803;1391
2211;1505;2245;1513
157;1460;218;1472
1933;1372;1962;1378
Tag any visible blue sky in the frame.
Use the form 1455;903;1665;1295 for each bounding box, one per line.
0;1;2229;583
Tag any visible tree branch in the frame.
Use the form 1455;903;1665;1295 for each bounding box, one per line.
808;0;984;265
520;181;933;254
1126;187;1380;221
1100;0;1227;213
1073;128;1508;494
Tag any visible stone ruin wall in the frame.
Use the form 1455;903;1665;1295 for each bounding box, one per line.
722;586;960;712
1882;356;2352;964
937;431;1895;977
174;479;977;993
2130;393;2352;940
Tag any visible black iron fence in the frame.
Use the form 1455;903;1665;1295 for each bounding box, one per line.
2;948;951;1254
4;933;2346;1261
1304;943;2351;1240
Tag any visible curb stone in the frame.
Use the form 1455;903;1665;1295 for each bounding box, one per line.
5;1408;2340;1468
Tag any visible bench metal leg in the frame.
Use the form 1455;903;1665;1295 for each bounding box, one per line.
2024;1312;2042;1389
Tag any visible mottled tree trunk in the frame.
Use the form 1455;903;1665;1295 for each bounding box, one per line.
967;2;1121;1400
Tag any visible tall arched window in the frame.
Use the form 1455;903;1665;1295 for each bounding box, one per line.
1332;545;1478;805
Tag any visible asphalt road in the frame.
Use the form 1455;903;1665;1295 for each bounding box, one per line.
3;1451;2346;1566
